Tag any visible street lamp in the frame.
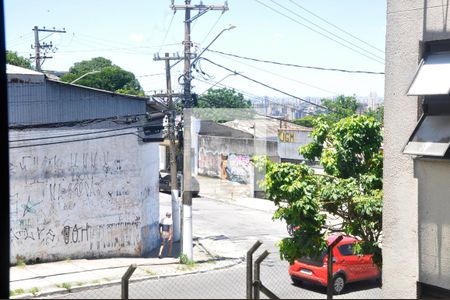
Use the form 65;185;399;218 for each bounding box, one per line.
70;70;101;84
191;24;236;66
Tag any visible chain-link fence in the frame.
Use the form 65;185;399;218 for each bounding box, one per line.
36;243;381;299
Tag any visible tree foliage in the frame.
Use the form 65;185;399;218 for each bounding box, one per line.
293;95;359;128
6;50;33;69
320;95;359;122
292;115;316;128
253;114;383;268
60;57;144;96
365;105;384;125
197;88;251;109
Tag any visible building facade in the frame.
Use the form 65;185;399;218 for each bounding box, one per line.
384;2;450;298
8;65;164;263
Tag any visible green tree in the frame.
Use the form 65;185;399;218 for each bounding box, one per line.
293;95;359;128
320;95;359;122
197;88;251;108
253;114;383;267
60;57;144;96
293;115;316;128
6;50;33;69
365;105;384;125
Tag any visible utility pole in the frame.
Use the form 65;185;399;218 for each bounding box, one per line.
31;26;66;71
171;0;229;260
153;52;183;242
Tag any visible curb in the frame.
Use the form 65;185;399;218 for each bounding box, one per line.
10;249;244;299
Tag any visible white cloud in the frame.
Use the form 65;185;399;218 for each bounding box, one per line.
130;33;145;42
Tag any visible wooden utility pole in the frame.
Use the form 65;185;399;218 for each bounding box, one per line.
153;52;182;241
31;26;66;71
171;0;229;260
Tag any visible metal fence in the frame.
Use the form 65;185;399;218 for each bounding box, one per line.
36;240;381;300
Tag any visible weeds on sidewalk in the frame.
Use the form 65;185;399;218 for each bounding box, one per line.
178;254;197;271
56;282;71;291
29;287;39;296
144;269;158;276
9;288;25;297
16;256;26;267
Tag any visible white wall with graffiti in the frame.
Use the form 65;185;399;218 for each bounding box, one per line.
9;127;160;264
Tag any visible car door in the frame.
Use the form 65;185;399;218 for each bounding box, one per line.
359;253;380;279
336;243;361;282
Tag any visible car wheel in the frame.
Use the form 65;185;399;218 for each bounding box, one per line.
192;191;199;198
291;276;302;286
333;274;345;295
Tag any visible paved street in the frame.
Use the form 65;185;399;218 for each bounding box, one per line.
43;192;381;299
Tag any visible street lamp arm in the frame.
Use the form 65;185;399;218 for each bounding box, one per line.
70;70;101;84
191;25;236;67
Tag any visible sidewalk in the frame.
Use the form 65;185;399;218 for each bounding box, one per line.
9;176;270;299
9;237;244;299
195;175;279;214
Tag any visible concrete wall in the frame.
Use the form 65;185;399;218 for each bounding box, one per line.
384;1;450;298
197;135;278;185
9;127;160;263
417;159;450;290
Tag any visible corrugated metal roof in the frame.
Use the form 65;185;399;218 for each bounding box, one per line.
6;64;45;83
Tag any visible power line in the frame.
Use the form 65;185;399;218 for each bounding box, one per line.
9;123;147;143
254;0;384;65
266;0;385;62
194;77;318;124
199;58;333;112
9;132;142;149
199;12;224;45
195;76;310;113
8;113;167;130
158;12;176;53
206;48;385;75
286;0;385;54
136;73;166;78
201;49;337;95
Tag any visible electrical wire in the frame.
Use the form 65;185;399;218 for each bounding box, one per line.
9;132;143;149
202;49;337;95
8;113;165;131
136;73;165;78
206;49;385;75
195;76;311;114
194;77;316;125
266;0;385;62
198;58;334;112
6;32;34;48
254;0;385;65
158;12;176;53
286;0;385;54
9;123;148;143
199;13;224;45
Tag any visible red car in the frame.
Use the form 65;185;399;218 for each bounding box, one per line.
288;235;380;294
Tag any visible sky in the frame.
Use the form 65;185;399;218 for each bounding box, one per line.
5;0;387;101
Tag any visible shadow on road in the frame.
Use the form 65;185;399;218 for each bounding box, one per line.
292;279;381;295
